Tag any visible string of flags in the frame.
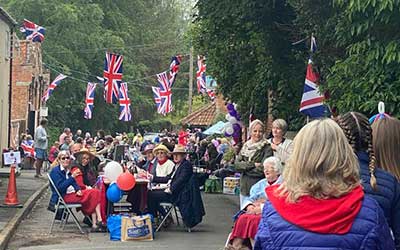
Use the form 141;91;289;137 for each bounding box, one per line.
25;19;217;120
196;55;216;101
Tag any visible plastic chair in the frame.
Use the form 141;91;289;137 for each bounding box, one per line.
47;173;85;234
156;203;191;232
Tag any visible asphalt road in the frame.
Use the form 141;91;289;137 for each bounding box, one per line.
6;189;239;250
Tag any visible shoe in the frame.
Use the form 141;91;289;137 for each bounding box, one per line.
90;226;106;233
96;221;107;231
83;217;93;227
162;215;174;228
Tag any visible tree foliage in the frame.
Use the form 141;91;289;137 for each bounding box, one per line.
1;0;198;135
194;0;400;126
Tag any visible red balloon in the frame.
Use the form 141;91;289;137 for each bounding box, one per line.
116;172;136;191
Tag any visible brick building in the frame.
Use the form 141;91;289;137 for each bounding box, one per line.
10;41;49;148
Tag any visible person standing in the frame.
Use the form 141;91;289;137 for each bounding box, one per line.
34;119;48;178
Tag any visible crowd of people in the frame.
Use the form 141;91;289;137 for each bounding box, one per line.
13;109;400;249
225;113;400;250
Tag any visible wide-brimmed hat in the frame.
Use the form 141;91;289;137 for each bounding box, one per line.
141;144;155;154
171;144;186;155
74;147;96;160
153;144;171;154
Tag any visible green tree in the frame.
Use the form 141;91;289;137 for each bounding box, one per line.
193;0;305;129
1;0;195;136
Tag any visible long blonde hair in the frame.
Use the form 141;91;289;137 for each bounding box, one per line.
281;119;360;202
371;117;400;181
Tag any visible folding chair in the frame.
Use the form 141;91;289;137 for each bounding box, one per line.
47;173;85;234
156;203;191;232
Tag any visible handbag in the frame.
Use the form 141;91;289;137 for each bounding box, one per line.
121;214;153;241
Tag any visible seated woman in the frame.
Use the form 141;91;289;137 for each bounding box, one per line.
226;156;283;250
71;148;98;189
150;144;175;187
49;150;105;232
147;145;193;221
126;144;157;214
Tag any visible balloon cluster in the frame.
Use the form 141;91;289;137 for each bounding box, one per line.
224;103;242;144
104;161;136;203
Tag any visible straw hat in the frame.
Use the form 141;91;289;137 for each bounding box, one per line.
74;147;96;160
153;144;171;154
171;144;186;155
141;144;155;154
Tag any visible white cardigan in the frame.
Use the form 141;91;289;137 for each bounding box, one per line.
267;138;293;164
155;159;175;177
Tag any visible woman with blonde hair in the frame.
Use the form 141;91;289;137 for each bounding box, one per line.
337;112;400;249
255;119;394;249
371;116;400;180
234;119;273;207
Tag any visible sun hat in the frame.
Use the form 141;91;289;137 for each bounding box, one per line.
171;144;187;155
142;144;155;154
153;144;171;154
74;147;96;160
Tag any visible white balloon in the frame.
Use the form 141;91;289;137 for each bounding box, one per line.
104;161;123;182
226;126;234;135
228;116;237;124
225;114;231;121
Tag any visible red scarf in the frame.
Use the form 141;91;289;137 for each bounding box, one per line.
266;185;364;234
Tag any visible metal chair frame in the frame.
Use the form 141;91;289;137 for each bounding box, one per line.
47;173;85;234
156;202;191;233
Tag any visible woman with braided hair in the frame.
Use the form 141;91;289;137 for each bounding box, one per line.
337;112;400;249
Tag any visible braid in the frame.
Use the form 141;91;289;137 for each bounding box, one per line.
337;112;378;191
364;118;378;191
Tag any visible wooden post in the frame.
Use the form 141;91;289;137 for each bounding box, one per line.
188;46;193;114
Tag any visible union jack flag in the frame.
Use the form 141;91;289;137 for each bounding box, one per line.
21;140;35;158
299;59;327;118
196;56;207;93
84;82;96;119
103;52;123;104
169;55;182;87
152;72;172;115
42;74;67;103
118;82;132;121
20;19;45;43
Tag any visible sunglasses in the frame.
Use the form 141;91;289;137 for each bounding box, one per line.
60;157;70;161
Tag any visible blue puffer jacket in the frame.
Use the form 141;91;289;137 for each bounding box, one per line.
357;151;400;250
255;187;395;250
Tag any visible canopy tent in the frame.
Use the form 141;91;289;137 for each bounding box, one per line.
203;121;227;135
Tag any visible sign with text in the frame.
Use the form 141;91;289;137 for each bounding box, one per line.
3;151;21;165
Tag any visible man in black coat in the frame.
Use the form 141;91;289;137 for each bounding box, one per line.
147;144;193;219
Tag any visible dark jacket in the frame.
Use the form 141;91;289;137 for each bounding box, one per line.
357;151;400;249
142;158;157;176
49;165;81;206
255;188;395;250
234;141;273;195
172;159;205;228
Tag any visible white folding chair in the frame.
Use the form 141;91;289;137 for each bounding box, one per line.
156;203;191;232
47;173;85;234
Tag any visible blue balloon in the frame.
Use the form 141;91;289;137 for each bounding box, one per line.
107;183;123;203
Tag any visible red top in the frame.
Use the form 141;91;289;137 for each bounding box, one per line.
71;166;86;190
266;185;364;234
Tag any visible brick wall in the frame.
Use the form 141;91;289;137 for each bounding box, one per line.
11;41;33;122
